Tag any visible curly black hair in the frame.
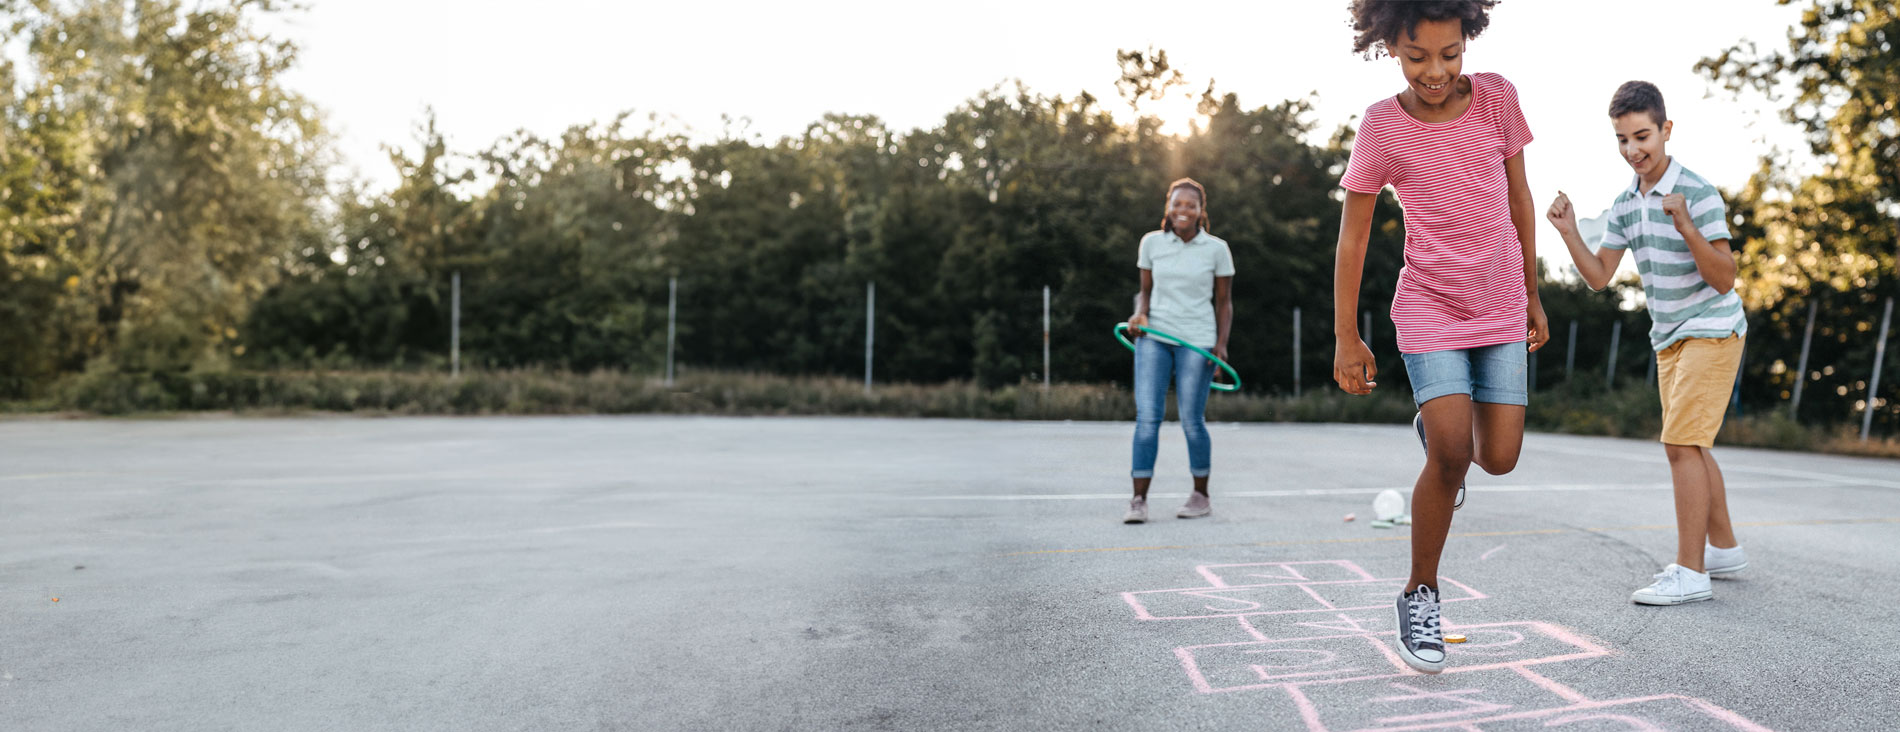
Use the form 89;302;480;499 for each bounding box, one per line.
1348;0;1499;58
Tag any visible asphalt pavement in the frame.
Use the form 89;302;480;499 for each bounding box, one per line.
2;415;1895;730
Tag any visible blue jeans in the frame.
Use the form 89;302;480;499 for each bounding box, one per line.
1400;342;1529;407
1131;335;1213;478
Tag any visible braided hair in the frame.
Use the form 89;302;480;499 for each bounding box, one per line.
1160;178;1210;237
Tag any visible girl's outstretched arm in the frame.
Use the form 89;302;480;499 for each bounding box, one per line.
1504;151;1550;352
1333;190;1379;394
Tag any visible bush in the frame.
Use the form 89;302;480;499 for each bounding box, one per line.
21;367;1900;459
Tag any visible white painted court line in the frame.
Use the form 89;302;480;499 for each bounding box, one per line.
1528;444;1900;489
0;472;120;481
1711;463;1900;489
906;481;1836;500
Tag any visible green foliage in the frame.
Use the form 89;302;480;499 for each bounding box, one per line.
0;3;1890;441
0;0;326;394
1698;0;1900;432
40;366;1900;459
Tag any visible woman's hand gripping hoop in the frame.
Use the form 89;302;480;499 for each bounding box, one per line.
1114;323;1241;392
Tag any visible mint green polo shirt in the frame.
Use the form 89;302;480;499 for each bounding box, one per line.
1138;229;1235;348
1600;158;1747;350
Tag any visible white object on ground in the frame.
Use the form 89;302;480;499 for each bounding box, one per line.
1374;488;1405;521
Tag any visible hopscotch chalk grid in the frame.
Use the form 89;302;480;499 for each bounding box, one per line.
1121;560;1771;731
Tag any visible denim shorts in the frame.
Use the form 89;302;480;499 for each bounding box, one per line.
1400;342;1529;407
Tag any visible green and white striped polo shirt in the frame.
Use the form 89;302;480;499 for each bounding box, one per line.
1600;158;1747;351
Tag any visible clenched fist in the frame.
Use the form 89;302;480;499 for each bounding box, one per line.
1659;192;1690;231
1547;191;1578;236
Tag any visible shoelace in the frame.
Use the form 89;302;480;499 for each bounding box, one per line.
1407;587;1443;646
1648;567;1679;593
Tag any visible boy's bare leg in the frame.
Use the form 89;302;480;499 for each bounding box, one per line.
1132;477;1152;500
1664;443;1712;572
1702;449;1738;549
1408;395;1474;590
1470;402;1526;476
1192;475;1209;496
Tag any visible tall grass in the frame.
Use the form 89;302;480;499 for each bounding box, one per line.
23;367;1900;459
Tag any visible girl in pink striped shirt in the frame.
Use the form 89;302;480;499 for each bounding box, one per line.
1332;0;1550;675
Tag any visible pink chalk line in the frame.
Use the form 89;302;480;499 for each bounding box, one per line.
1122;576;1487;621
1173;622;1610;694
1196;560;1378;588
1347;695;1774;732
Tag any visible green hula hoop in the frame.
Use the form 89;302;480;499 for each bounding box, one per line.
1114;322;1241;392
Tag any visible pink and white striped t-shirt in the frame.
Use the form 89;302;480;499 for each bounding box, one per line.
1340;72;1534;354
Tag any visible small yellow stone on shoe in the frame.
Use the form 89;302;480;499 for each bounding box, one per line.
1443;634;1466;643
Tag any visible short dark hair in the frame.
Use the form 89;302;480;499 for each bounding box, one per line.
1608;81;1667;126
1161;178;1210;236
1348;0;1499;58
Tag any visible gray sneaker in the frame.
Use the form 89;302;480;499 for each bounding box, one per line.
1177;491;1211;518
1705;544;1749;576
1122;498;1148;524
1413;412;1466;510
1394;584;1446;674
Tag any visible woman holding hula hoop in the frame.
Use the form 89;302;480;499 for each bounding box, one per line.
1123;177;1234;524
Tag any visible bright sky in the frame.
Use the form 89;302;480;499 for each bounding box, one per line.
266;0;1806;264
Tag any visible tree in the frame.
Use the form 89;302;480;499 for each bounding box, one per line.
1699;0;1900;430
5;0;327;376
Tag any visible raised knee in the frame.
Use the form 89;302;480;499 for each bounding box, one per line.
1482;458;1518;475
1476;448;1520;475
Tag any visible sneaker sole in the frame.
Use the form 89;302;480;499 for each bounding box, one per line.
1177;510;1211;519
1631;589;1713;606
1123;517;1146;524
1706;561;1748;575
1395;639;1446;674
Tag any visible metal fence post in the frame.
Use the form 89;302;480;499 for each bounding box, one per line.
1606;320;1622;388
1790;300;1817;418
451;270;461;378
665;276;676;386
1565;321;1578;380
1862;297;1894;441
1042;285;1051;390
1293;307;1302;397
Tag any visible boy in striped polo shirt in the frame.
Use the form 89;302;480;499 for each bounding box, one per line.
1547;81;1748;606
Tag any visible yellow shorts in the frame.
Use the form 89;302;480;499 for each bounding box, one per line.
1656;334;1744;447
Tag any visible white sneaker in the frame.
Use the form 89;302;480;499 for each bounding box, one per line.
1705;544;1749;575
1631;563;1713;605
1176;491;1211;519
1122;498;1148;524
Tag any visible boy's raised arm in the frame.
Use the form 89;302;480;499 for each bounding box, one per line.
1547;191;1624;291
